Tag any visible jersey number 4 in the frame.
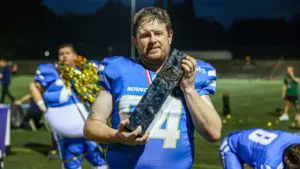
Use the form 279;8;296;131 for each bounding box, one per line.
119;95;183;149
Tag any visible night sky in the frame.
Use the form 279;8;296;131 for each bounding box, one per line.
42;0;300;26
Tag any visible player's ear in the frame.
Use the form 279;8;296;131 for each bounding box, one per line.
133;36;138;48
168;30;173;45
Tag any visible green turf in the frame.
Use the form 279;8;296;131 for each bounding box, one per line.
3;77;300;169
5;75;34;100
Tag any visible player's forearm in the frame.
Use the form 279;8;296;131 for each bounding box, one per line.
84;90;118;143
183;87;222;142
19;94;32;103
29;82;46;112
29;82;43;102
84;119;120;144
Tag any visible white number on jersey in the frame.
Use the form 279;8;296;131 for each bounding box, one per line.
119;95;142;120
55;79;70;103
119;95;183;149
257;163;283;169
248;129;278;146
149;97;182;148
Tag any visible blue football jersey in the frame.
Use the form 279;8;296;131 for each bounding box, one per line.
34;63;80;107
98;56;217;169
226;129;300;169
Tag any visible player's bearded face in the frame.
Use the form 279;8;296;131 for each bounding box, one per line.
58;47;76;66
134;20;173;65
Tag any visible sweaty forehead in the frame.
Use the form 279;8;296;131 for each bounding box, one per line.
137;20;167;33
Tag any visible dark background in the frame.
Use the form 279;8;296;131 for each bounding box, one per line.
0;0;300;60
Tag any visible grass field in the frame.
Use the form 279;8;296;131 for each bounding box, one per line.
3;76;300;169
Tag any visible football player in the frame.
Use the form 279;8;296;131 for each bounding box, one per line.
84;7;222;169
30;44;106;169
220;128;300;169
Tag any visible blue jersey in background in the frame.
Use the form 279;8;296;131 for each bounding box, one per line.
220;128;300;169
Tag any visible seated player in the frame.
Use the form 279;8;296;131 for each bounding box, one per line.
219;128;300;169
14;93;59;159
30;44;106;169
14;94;43;130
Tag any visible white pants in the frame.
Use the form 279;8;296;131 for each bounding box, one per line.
45;104;88;138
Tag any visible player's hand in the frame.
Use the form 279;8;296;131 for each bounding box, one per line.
116;119;149;146
288;71;294;78
180;56;197;93
37;100;47;113
14;100;22;106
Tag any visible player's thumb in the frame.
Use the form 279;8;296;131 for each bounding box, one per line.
118;119;130;131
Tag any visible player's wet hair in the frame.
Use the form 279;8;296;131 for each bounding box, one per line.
132;7;172;37
58;43;76;53
284;144;300;167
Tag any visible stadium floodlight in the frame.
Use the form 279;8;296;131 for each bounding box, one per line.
44;51;50;57
130;0;136;59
